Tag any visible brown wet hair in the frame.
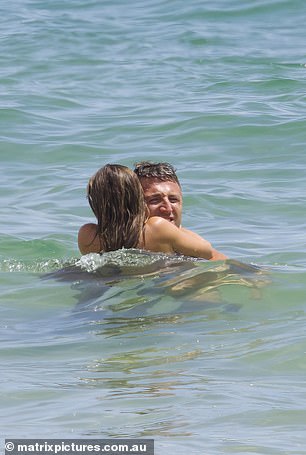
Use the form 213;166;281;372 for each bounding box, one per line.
87;164;148;252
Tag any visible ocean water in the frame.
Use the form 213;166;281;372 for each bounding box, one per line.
1;0;306;453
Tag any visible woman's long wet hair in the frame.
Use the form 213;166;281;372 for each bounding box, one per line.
87;164;148;252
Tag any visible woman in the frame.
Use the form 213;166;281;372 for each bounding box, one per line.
78;164;215;260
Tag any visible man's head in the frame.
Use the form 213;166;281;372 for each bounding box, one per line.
134;161;183;227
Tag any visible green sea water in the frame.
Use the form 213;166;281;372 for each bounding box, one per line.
1;0;306;454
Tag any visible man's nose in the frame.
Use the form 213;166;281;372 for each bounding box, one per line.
160;199;172;213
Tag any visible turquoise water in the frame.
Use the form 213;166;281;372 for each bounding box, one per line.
1;0;306;453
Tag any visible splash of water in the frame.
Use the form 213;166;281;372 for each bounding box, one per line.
0;249;196;275
75;249;195;273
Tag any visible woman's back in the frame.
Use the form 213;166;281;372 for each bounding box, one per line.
78;216;213;260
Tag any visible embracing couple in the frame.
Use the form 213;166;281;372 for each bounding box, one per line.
78;162;228;261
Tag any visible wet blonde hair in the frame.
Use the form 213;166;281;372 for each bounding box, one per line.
87;164;148;252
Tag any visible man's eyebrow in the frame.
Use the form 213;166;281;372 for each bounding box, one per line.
145;192;162;198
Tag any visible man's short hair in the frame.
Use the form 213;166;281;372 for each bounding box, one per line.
134;161;181;187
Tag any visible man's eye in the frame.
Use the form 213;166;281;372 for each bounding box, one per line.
148;199;160;204
169;198;179;203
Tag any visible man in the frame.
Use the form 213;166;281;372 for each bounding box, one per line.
134;161;228;261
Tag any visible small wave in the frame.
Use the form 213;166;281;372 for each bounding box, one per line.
51;249;198;281
0;257;77;273
75;249;195;274
0;249;197;277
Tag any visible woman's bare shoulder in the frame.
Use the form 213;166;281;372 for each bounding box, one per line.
78;223;99;254
146;216;175;229
78;223;97;236
145;216;177;236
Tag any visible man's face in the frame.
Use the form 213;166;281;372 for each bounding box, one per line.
140;178;183;227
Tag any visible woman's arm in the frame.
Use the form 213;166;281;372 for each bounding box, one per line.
145;217;214;260
210;249;228;261
180;227;228;261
